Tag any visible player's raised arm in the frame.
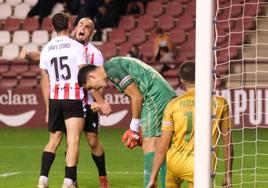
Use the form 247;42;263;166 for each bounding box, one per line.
18;48;41;62
221;101;234;188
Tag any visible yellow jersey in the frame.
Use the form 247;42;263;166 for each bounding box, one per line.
162;88;232;182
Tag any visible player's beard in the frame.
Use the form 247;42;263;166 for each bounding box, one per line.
80;40;85;45
76;38;85;45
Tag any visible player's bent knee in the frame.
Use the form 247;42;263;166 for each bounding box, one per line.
85;133;98;147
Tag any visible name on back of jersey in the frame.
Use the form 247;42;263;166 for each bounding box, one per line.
48;43;70;52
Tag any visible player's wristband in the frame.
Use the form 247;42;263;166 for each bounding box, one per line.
130;118;141;132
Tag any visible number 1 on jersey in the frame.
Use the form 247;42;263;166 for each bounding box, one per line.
184;111;193;142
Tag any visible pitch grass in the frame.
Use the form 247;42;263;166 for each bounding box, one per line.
0;128;268;188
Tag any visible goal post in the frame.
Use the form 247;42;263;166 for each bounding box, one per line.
194;0;214;187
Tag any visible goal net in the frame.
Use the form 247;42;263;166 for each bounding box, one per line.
213;0;268;187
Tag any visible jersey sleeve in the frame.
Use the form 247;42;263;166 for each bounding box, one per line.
76;42;87;66
93;49;104;66
105;61;133;92
220;99;233;129
39;46;47;70
161;100;175;132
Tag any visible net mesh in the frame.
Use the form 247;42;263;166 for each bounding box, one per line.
213;0;268;187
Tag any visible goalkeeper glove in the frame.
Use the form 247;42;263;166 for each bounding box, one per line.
121;129;142;149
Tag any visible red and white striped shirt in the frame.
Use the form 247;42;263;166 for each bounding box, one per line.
84;43;104;105
40;36;86;100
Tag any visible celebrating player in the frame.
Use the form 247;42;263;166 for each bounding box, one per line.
19;17;111;188
73;17;111;188
78;56;177;188
146;61;234;188
38;13;86;188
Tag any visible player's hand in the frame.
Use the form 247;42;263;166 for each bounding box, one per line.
99;102;112;116
222;173;232;188
121;129;142;149
146;180;157;188
91;102;100;112
18;48;27;59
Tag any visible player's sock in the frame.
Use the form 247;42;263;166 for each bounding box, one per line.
92;153;107;176
144;152;155;188
65;166;77;183
159;160;167;188
40;151;55;177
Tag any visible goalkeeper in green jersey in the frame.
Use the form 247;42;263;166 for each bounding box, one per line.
78;56;177;188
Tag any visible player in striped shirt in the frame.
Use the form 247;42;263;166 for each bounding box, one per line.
38;13;86;188
74;17;111;188
147;61;234;188
20;17;111;188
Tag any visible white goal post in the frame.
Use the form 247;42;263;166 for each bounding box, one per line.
194;0;214;187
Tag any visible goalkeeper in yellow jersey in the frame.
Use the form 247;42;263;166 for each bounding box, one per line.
147;61;234;188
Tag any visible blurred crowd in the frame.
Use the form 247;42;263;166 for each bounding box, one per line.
27;0;148;41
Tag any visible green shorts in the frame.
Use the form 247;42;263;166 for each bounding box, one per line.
141;97;172;137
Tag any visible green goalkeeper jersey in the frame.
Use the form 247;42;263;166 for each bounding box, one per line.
104;56;176;102
104;57;176;137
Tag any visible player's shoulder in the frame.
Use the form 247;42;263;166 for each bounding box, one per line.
86;43;102;54
40;41;52;55
86;43;104;63
163;97;180;114
103;57;128;78
167;90;194;106
214;94;227;102
106;56;121;63
213;94;228;106
166;95;184;108
105;57;122;68
42;38;55;50
106;57;143;68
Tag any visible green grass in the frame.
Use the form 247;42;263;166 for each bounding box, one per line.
0;128;268;188
0;128;143;188
214;128;268;188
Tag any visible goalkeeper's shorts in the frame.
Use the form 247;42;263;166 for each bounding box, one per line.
140;98;170;137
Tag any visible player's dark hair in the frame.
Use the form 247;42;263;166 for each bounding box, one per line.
52;12;69;32
78;64;98;87
178;61;195;83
